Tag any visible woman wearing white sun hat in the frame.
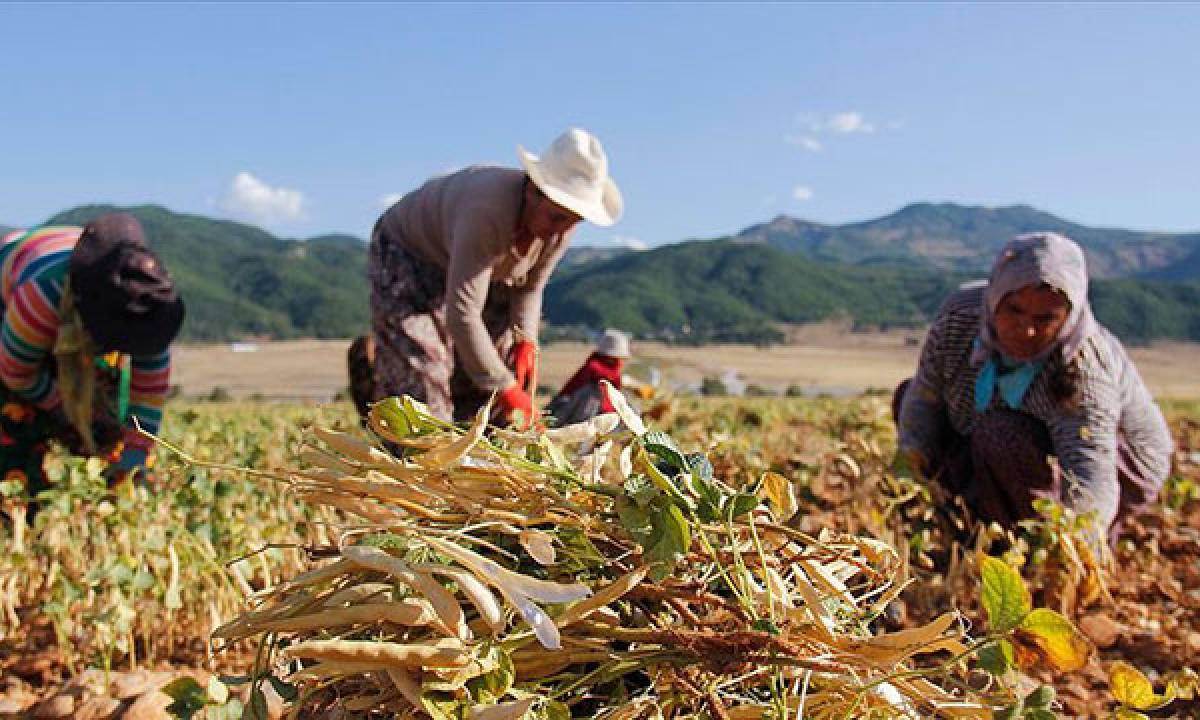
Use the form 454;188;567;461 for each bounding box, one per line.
351;128;622;427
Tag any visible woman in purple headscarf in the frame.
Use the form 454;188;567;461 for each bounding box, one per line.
895;233;1172;546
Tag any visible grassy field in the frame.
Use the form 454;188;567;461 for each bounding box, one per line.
0;393;1197;718
171;333;1200;401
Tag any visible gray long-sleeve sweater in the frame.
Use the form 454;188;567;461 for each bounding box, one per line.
898;286;1173;531
377;166;572;392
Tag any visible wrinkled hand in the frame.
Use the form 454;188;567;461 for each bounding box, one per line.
496;384;536;430
511;341;538;392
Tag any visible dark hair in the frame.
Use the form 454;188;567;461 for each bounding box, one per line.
1046;351;1081;409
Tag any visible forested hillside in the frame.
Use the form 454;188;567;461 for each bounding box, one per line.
46;205;368;340
24;204;1200;344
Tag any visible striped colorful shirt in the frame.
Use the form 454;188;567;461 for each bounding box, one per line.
0;227;171;453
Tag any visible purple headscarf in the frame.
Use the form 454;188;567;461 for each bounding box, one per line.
972;232;1098;366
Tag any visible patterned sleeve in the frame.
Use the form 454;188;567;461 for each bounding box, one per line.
1046;347;1121;534
1109;331;1173;497
1119;392;1173;498
897;303;951;464
128;349;170;437
0;278;62;409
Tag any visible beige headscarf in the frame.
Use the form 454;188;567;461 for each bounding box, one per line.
973;232;1098;366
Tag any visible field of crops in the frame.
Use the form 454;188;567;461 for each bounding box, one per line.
1;394;1198;719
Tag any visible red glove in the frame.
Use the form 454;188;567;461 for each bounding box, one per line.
496;384;534;429
511;341;538;392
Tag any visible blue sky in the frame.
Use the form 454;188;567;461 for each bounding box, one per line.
3;3;1198;247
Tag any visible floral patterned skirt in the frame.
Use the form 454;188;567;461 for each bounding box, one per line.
366;225;514;423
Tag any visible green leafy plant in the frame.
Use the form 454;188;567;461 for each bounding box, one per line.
163;675;244;720
976;555;1091;718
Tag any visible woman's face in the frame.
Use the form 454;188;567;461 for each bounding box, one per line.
993;284;1071;360
520;183;582;241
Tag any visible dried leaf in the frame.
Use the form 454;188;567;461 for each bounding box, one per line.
601;380;646;436
519;530;557;566
558;567;648;627
418;404;489;468
759;471;797;521
544;413;620;446
790;562;836;643
1012;608;1091;672
468;696;536;720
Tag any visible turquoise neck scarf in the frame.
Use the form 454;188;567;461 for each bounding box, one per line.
974;340;1043;412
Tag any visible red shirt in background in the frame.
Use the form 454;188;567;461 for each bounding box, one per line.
555;353;623;412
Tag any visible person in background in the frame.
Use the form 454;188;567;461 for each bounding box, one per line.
350;128;622;427
894;232;1172;547
0;213;184;498
347;334;377;422
547;329;631;426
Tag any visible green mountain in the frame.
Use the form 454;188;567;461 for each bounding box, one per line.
735;203;1200;278
44;205;368;341
543;239;964;344
1090;280;1200;343
25;202;1200;345
543;237;1200;345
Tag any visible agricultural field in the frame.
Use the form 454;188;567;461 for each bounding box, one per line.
170;336;1200;401
0;392;1198;719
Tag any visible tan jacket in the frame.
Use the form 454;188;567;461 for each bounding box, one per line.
378;166;571;391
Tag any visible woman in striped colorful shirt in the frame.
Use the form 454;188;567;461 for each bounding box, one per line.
0;213;184;496
895;232;1172;547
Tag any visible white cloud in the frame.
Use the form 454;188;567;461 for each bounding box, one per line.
790;111;878;140
378;192;405;209
827;111;874;134
784;134;823;152
792;186;814;202
218;172;305;224
613;235;648;251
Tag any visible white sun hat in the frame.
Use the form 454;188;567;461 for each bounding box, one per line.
517;128;623;227
596;328;631;358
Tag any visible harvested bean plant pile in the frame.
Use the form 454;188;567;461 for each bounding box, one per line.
215;386;1091;719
